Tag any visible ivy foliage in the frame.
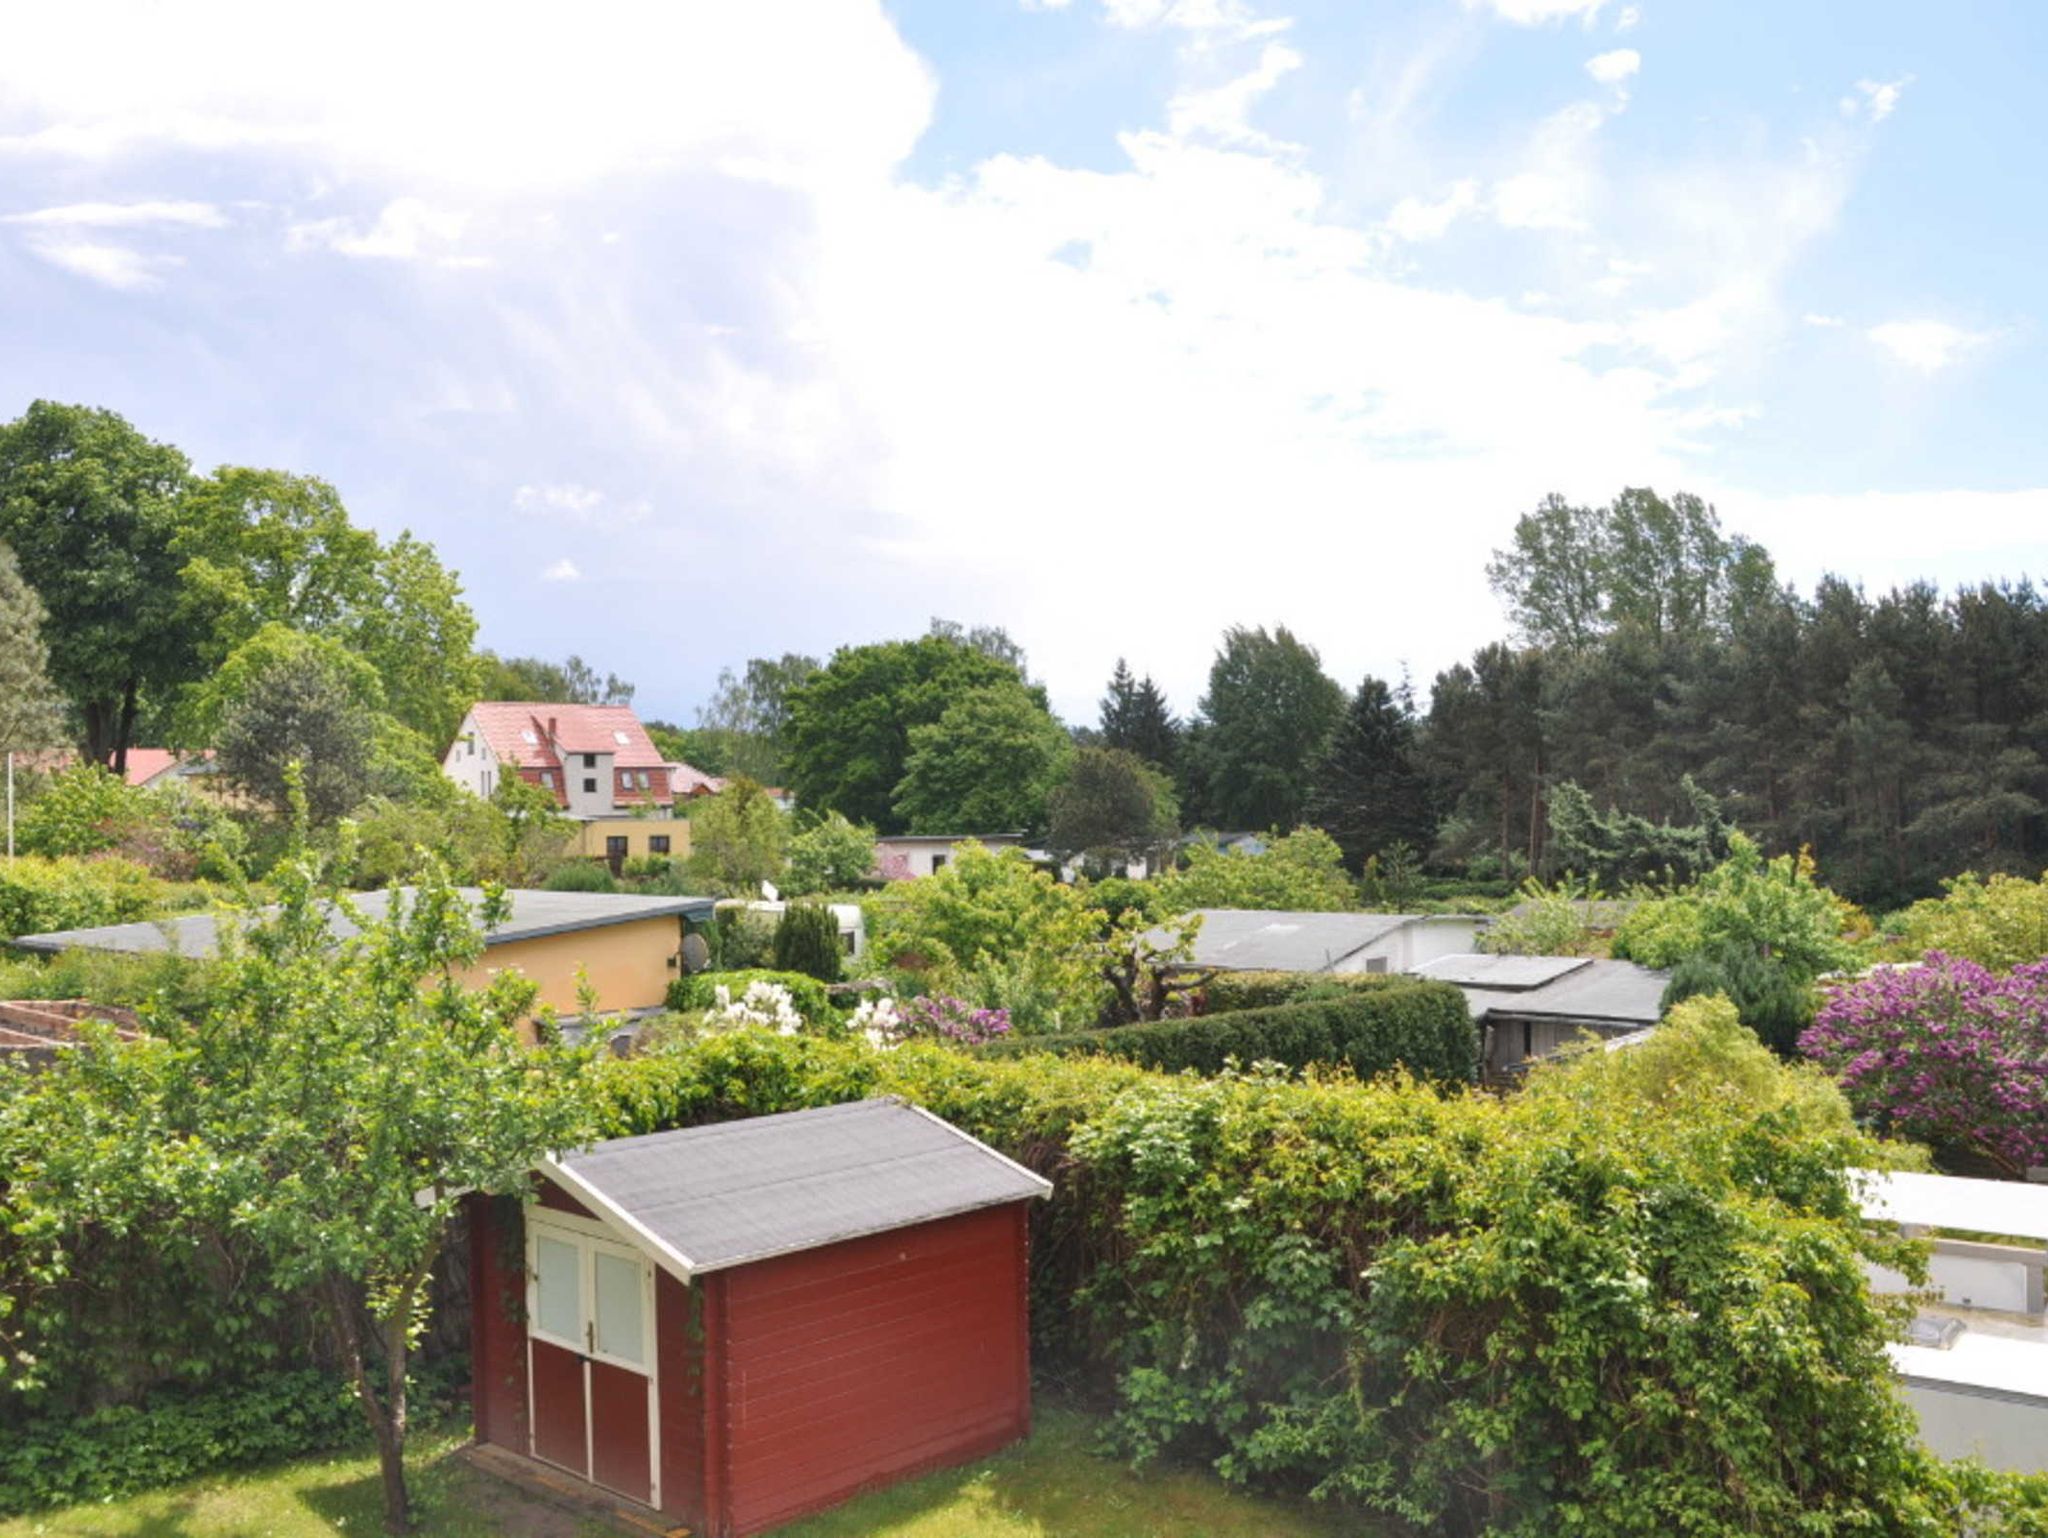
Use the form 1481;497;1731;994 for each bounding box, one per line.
588;1006;2024;1535
0;1369;365;1515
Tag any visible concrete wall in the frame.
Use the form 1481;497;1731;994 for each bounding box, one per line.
875;838;1023;879
443;712;499;798
574;817;694;866
561;751;617;818
1898;1379;2048;1472
459;915;683;1015
1328;917;1485;975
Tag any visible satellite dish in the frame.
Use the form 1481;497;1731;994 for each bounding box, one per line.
680;933;711;974
760;881;780;902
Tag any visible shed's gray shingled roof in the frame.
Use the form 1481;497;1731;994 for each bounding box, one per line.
12;888;715;958
1166;908;1432;973
1416;953;1669;1029
553;1098;1051;1276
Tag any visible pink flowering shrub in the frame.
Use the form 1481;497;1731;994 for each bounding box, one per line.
899;994;1012;1046
1801;951;2048;1177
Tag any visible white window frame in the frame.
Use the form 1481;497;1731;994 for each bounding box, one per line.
524;1205;663;1508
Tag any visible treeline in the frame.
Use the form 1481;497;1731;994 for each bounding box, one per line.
727;489;2048;912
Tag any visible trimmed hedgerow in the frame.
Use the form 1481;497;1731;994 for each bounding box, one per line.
0;1370;362;1515
592;1019;2046;1535
1201;968;1412;1014
665;967;837;1023
979;978;1477;1085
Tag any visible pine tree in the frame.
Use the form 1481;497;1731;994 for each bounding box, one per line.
1307;676;1435;872
1099;658;1179;771
0;541;63;753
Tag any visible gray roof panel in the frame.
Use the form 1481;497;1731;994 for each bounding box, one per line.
12;887;716;957
1439;955;1669;1028
1415;954;1591;991
555;1099;1050;1275
1167;909;1424;973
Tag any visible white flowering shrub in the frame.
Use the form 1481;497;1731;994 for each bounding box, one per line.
848;995;904;1050
709;980;804;1037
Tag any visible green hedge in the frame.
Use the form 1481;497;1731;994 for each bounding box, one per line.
1200;969;1411;1013
979;978;1477;1085
666;968;838;1022
0;1370;363;1515
590;1025;2048;1535
0;855;165;941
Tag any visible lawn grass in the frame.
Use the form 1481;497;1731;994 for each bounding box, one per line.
1;1408;1356;1538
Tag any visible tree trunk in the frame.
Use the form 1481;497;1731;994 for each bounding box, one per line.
83;698;110;766
328;1260;434;1536
112;678;138;776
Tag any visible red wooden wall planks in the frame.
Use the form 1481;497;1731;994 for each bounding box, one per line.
709;1204;1031;1537
467;1193;530;1454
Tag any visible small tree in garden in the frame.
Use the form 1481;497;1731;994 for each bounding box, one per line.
771;902;844;983
1889;870;2048;971
686;776;788;896
0;806;599;1532
1802;952;2048;1178
784;810;877;895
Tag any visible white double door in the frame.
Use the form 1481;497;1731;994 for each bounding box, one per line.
525;1213;660;1508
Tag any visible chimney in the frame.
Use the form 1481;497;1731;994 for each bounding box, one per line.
547;715;558;744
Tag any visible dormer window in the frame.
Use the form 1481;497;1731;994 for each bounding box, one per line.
613;730;631;746
520;728;538;745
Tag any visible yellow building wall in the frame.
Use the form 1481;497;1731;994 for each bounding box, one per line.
571;817;693;863
456;915;683;1016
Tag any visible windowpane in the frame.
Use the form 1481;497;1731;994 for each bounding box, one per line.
593;1250;645;1365
533;1234;582;1344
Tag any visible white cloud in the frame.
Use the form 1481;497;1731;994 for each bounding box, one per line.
287;197;487;265
1384;179;1479;242
0;0;1970;714
1166;41;1303;148
1866;319;1988;372
0;0;935;193
21;237;178;289
1585;49;1640;85
512;483;650;529
2;199;223;228
1614;5;1640;30
1465;0;1606;24
1841;76;1910;123
1802;312;1844;327
1492;101;1609;230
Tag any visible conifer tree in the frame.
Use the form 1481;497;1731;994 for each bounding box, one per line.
1098;658;1179;770
1307;676;1434;872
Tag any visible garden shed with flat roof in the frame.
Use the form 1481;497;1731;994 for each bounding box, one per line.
465;1097;1052;1536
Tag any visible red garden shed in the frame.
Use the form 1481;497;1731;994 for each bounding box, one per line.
465;1098;1053;1536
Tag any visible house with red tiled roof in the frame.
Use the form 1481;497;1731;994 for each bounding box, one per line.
443;703;693;871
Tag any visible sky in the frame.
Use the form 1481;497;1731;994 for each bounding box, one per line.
3;0;2045;727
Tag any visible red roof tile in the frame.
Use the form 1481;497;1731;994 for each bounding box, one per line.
466;703;670;773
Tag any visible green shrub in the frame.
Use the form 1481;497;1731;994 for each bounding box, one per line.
15;767;147;859
0;1369;364;1514
772;902;844;983
1200;969;1410;1013
1662;942;1815;1055
0;947;219;1018
666;968;837;1024
0;855;165;940
711;905;775;969
979;979;1477;1085
593;1021;2012;1534
542;860;616;893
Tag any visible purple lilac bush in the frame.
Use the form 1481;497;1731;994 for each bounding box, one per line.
1801;950;2048;1177
900;994;1012;1046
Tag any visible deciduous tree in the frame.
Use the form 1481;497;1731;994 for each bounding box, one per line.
0;402;195;769
0;541;62;754
893;681;1071;835
1181;626;1342;832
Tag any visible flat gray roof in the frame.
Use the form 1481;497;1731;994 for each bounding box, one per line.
549;1098;1051;1276
1165;909;1463;973
1418;953;1669;1028
12;887;716;958
1414;954;1591;991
